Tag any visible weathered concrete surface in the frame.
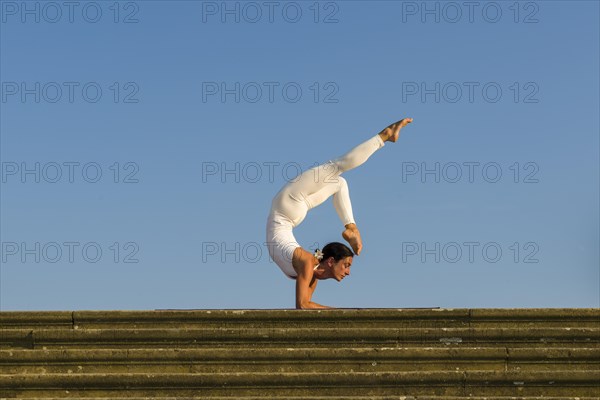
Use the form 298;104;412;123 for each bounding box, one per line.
1;398;599;400
0;308;598;398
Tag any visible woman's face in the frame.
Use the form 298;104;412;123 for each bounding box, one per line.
332;256;353;281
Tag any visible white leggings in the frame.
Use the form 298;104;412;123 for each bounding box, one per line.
266;133;385;279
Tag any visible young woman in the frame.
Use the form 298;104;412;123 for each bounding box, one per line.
265;118;413;309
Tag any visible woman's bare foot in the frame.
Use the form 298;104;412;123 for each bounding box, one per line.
378;118;413;143
342;224;363;256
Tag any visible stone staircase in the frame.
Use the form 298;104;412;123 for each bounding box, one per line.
0;308;598;399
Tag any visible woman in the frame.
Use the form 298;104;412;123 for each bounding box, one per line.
265;117;413;309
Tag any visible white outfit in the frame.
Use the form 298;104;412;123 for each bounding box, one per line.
266;134;385;279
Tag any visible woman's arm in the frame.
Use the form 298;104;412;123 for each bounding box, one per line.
296;276;331;309
293;249;333;309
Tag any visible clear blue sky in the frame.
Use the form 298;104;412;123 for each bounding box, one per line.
1;0;598;310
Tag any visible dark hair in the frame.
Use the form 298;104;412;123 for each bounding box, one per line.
320;242;353;261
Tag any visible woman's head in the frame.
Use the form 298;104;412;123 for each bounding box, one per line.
317;242;353;282
321;242;353;261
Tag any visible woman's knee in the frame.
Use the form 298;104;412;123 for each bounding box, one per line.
323;174;346;190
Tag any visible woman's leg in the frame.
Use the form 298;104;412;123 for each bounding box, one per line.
298;117;414;212
305;176;354;226
288;134;385;205
281;118;413;255
281;134;383;255
330;134;386;174
284;117;414;211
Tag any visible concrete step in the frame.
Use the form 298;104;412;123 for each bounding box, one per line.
2;327;598;349
1;347;598;374
0;370;599;396
0;308;597;398
2;398;599;400
1;309;598;329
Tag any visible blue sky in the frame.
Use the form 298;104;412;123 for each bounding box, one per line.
1;0;598;310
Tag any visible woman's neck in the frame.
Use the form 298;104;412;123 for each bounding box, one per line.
313;263;333;280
